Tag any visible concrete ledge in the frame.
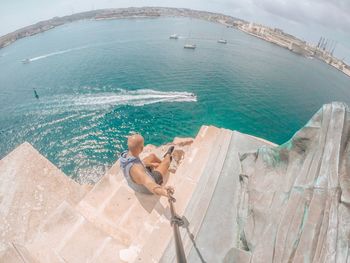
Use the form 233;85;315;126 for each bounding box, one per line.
0;142;89;253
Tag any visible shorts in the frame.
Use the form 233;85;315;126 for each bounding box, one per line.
150;170;163;185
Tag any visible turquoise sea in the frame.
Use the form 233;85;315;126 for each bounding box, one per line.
0;17;349;181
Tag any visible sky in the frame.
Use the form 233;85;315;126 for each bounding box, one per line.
1;0;349;61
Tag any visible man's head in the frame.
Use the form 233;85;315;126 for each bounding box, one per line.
127;133;144;157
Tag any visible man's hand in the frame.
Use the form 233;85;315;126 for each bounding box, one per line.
154;185;175;197
148;162;160;169
166;186;174;196
130;164;174;197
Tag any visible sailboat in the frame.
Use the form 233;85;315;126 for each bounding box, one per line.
184;24;196;49
218;27;227;44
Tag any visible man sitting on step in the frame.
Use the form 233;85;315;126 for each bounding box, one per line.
120;134;175;197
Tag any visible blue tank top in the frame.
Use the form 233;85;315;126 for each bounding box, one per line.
119;151;154;194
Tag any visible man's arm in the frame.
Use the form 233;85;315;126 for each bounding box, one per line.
130;164;173;197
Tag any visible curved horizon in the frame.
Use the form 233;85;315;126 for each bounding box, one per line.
1;7;235;38
1;6;349;79
1;5;350;63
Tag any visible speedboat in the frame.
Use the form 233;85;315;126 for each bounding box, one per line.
169;34;179;40
21;58;30;64
218;39;227;44
184;44;196;49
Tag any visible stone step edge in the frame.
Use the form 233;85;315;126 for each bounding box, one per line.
161;129;233;262
182;129;234;255
132;127;225;262
76;196;132;245
26;200;126;263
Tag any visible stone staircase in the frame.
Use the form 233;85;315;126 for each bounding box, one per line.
162;131;276;262
0;125;276;262
185;131;277;262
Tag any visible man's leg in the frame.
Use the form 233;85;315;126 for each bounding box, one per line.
143;153;161;167
154;155;171;177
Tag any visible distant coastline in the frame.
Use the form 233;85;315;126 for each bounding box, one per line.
1;6;349;78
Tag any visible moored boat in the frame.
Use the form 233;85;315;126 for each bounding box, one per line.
169;34;179;39
218;39;227;44
184;44;196;49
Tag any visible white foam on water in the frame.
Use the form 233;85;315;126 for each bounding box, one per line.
44;89;197;110
9;89;197;117
29;45;89;62
26;41;129;62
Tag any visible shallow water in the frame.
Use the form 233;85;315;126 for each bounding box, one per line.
0;17;349;180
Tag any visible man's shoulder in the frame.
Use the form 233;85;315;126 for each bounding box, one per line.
130;163;147;183
120;152;140;168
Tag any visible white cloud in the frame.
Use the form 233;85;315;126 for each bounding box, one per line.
252;0;350;31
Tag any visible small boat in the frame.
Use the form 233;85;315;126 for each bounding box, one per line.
169;34;179;40
184;44;196;49
21;59;30;64
184;21;196;49
218;39;227;44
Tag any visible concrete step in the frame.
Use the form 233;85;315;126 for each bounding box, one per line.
78;162;123;210
0;243;39;263
181;129;233;255
90;237;128;263
26;201;83;262
161;128;233;262
158;125;223;211
75;163;133;244
133;126;224;262
187;130;277;262
0;142;90;251
77;182;153;246
58;214;127;263
26;201;127;263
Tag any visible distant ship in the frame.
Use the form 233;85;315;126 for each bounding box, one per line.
184;44;196;49
21;59;30;64
169;34;179;39
218;39;227;44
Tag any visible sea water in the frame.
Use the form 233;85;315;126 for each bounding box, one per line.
0;17;349;181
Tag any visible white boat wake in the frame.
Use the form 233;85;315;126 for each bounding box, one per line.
60;89;196;108
24;89;197;114
28;46;89;62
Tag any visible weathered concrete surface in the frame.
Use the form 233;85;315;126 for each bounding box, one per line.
0;142;90;254
185;131;277;263
236;102;350;262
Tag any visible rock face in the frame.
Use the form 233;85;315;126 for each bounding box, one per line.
237;102;350;262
